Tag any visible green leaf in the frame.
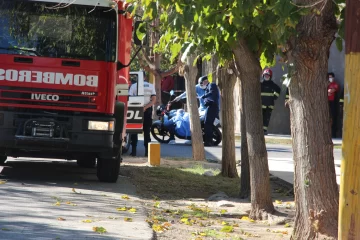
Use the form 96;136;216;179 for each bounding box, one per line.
220;225;234;233
170;43;182;62
335;37;343;52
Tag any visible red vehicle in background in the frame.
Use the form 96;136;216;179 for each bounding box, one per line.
0;0;144;182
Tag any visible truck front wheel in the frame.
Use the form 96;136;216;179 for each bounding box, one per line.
96;154;121;183
0;155;7;164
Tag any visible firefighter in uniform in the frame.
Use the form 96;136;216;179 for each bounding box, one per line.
200;76;220;146
261;68;281;135
128;76;156;157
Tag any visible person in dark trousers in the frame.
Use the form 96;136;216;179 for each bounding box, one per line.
128;76;156;157
200;76;220;146
261;68;281;135
327;72;339;138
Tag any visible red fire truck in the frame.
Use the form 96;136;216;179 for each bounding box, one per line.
0;0;143;182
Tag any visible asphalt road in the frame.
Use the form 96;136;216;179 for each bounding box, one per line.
0;159;153;240
131;137;342;185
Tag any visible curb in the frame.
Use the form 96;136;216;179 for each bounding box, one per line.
235;135;342;146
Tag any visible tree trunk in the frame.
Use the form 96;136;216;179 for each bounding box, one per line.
217;65;238;178
184;55;205;161
239;78;250;199
286;1;339;239
232;40;274;220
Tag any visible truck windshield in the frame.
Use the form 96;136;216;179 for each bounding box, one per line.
0;1;117;61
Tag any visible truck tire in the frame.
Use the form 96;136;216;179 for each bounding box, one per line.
97;153;121;183
0;155;7;164
77;158;96;168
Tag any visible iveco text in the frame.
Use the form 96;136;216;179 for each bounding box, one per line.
0;69;98;87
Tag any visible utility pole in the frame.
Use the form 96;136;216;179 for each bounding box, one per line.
338;0;360;239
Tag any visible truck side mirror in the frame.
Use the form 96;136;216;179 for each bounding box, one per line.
133;21;147;46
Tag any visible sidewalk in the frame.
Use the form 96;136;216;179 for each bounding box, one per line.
235;133;343;145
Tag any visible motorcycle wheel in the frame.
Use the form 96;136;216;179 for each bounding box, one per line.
212;126;222;146
151;122;172;144
122;133;131;153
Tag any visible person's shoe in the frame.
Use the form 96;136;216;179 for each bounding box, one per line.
184;140;192;145
145;148;148;157
168;140;176;144
264;130;268;136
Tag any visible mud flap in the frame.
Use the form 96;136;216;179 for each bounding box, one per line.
113;102;125;147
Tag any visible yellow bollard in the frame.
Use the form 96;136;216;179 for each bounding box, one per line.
148;143;161;166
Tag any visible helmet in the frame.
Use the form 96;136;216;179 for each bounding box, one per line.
263;68;272;77
198;76;208;89
156;105;166;116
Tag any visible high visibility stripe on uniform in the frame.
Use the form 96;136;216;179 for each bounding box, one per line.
263;126;268;130
286;95;289;98
261;92;274;97
274;92;280;97
268;105;274;109
340;99;344;103
262;105;267;109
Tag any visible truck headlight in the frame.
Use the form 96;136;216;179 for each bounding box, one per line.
88;121;114;131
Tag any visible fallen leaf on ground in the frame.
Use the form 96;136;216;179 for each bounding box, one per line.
108;216;119;220
221;225;234;233
154;201;161;208
72;188;81;194
220;209;227;214
124;217;133;222
0;180;7;184
1;228;10;231
92;226;106;234
128;208;137;213
275;200;283;204
241;216;255;222
117;207;127;211
57;217;66;221
82;219;93;223
121;195;130;200
284;223;291;228
54;201;61;206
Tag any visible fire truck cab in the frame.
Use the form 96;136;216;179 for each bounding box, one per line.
0;0;143;182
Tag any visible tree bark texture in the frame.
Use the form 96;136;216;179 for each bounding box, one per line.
286;1;339;239
184;55;205;161
232;40;275;220
217;66;238;178
239;78;251;199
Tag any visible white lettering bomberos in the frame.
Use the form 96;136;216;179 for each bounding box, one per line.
0;69;98;87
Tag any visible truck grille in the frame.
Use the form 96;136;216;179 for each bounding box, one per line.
0;86;97;109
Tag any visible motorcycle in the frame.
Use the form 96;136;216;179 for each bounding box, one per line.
150;91;222;146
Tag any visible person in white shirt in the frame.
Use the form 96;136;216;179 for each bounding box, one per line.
128;75;156;157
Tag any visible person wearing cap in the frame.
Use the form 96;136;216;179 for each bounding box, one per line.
199;75;220;146
327;72;339;138
261;68;281;135
128;73;156;157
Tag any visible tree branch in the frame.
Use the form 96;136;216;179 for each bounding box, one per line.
160;54;183;78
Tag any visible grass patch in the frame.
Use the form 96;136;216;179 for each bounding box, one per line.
121;164;238;200
180;163;220;175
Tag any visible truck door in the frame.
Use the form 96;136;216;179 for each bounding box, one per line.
126;71;144;133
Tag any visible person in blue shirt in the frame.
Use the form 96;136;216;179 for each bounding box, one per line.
173;77;220;117
173;78;207;113
199;75;220;146
163;109;191;145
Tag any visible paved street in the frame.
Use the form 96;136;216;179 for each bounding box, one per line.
0;159;152;240
132;136;342;185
